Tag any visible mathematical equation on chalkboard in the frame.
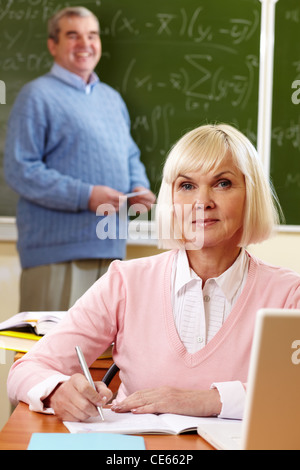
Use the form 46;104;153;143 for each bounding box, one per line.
0;0;66;22
100;6;259;44
119;53;258;109
98;5;261;182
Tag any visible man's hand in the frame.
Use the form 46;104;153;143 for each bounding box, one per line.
43;374;113;422
88;185;124;213
89;185;156;214
128;187;156;212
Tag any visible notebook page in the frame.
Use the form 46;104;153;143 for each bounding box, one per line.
64;409;215;435
64;408;172;434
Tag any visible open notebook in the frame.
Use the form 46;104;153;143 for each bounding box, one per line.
64;409;216;435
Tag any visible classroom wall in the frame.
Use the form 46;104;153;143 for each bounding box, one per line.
1;233;300;430
0;242;20;431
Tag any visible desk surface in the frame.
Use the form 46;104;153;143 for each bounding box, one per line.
0;403;214;450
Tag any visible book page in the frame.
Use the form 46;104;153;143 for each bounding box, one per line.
64;408;211;435
64;409;172;434
0;312;30;331
161;413;214;434
0;311;66;332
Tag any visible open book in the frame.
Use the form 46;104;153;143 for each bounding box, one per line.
64;408;216;435
0;311;66;336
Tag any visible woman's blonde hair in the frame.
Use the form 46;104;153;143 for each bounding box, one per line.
156;123;282;249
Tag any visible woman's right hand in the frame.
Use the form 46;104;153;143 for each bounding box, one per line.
43;373;113;421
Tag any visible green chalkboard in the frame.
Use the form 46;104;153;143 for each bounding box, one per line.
0;0;261;216
271;0;300;226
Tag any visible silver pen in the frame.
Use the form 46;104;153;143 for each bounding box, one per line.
75;345;105;421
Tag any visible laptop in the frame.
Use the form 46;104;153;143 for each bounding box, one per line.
197;308;300;450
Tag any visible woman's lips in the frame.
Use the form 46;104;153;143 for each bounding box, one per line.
193;218;219;227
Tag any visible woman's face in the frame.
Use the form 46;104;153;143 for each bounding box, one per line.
172;152;246;251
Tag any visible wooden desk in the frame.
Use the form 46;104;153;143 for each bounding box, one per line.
0;403;214;450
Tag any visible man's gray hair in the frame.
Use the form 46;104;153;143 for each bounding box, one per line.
48;6;100;43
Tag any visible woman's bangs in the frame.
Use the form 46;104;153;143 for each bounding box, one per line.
170;138;228;183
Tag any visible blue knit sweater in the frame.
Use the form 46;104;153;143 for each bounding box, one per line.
4;67;150;268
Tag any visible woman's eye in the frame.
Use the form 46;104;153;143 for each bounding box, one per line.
181;183;194;191
217;179;231;189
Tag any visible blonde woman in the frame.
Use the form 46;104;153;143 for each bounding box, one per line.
8;124;300;422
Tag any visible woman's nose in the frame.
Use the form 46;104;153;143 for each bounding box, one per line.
194;189;216;210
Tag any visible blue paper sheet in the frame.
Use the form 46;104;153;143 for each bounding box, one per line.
27;432;145;450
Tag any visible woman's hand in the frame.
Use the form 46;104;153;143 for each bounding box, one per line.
43;373;113;422
111;386;222;417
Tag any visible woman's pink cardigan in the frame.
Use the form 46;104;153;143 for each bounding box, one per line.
7;250;300;409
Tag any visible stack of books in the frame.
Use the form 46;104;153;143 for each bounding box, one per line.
0;312;114;360
0;311;66;353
